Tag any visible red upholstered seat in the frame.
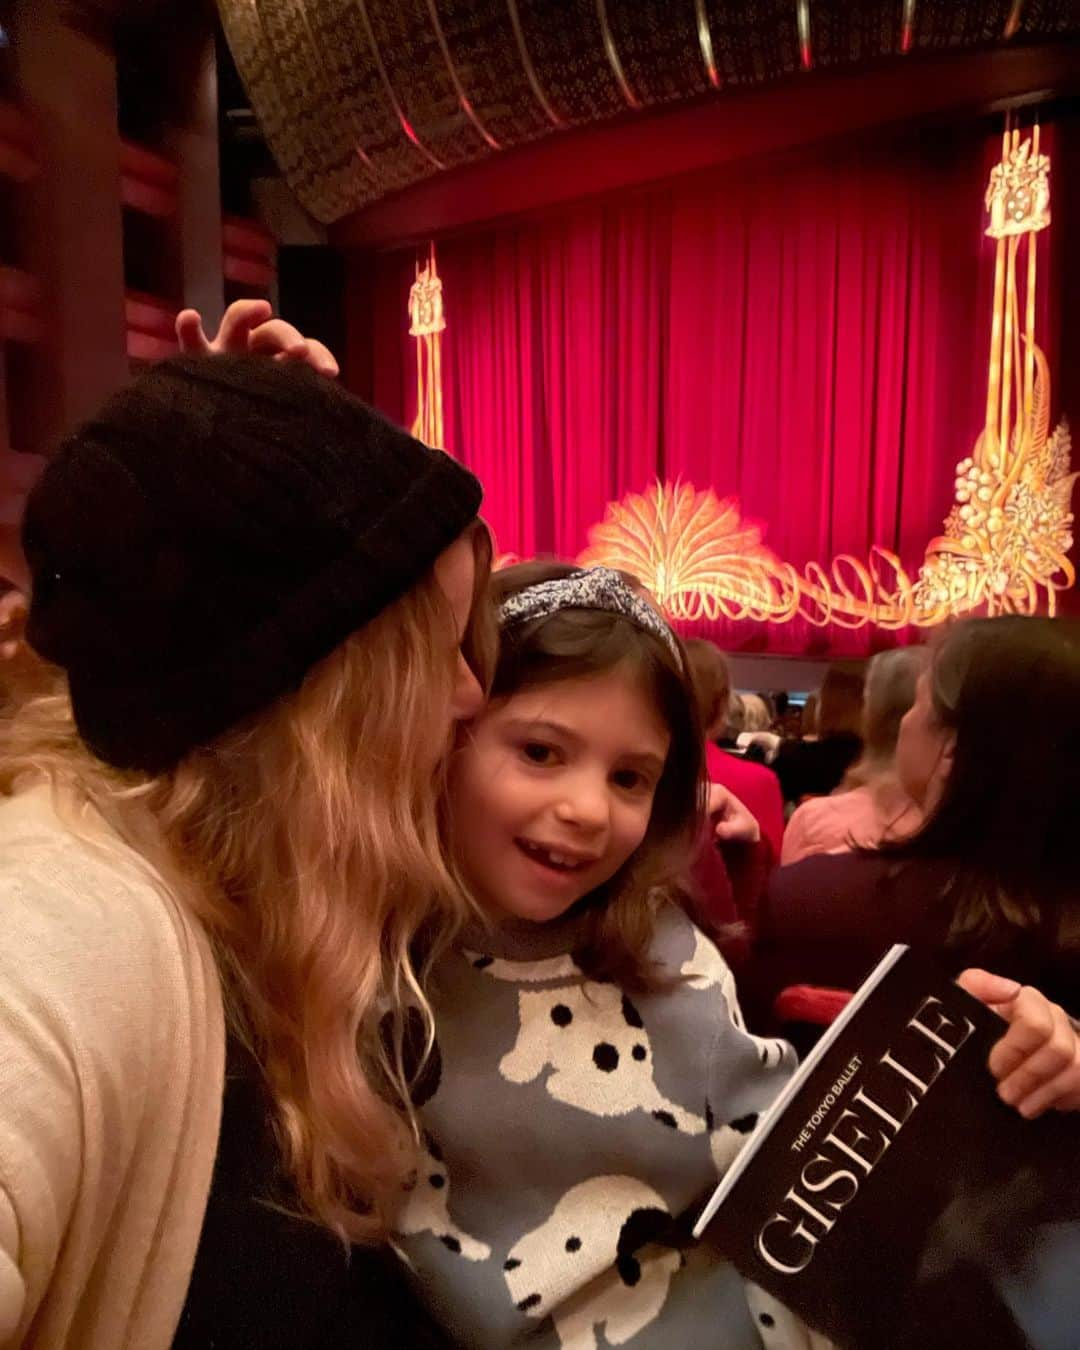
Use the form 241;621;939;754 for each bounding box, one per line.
773;985;853;1027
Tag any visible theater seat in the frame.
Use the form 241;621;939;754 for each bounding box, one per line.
773;985;853;1027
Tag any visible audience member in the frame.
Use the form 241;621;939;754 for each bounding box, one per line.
749;617;1080;1026
404;565;806;1345
773;665;864;803
781;647;924;863
735;694;781;765
684;637;785;858
741;692;773;731
722;689;746;741
0;354;489;1347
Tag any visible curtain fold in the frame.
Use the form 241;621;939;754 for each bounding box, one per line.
373;123;1059;654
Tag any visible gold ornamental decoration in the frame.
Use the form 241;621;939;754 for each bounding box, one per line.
985;132;1051;239
580;124;1074;628
409;243;446;448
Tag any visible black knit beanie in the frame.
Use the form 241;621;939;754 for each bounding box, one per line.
21;355;482;773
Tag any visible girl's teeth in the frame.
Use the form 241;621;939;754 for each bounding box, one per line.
521;841;579;870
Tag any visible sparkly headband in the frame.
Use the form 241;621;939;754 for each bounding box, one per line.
497;566;683;670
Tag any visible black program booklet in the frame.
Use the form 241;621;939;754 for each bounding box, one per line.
694;945;1080;1349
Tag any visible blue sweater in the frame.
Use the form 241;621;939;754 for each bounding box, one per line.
394;902;813;1349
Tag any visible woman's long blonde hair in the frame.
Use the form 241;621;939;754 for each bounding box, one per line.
0;523;492;1245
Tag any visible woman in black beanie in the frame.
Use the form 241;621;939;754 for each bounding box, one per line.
0;350;491;1347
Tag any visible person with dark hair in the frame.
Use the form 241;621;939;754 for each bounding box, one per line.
773;665;865;803
781;646;924;863
0;347;492;1348
749;616;1080;1027
683;637;785;858
402;560;813;1347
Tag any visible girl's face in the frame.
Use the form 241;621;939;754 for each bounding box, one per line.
450;668;671;925
896;670;955;809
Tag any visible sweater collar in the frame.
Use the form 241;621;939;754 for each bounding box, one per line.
458;906;592;962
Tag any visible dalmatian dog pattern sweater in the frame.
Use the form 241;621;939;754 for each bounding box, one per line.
394;903;823;1350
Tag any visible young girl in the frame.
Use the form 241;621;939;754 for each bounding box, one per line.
394;562;1080;1350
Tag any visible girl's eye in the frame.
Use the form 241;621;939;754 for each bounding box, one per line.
522;742;556;765
612;768;649;793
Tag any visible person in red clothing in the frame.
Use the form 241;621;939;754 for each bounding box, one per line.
684;638;785;858
772;665;864;804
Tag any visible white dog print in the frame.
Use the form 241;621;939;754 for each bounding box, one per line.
498;977;706;1134
680;927;742;1011
680;929;790;1071
396;1133;491;1262
746;1284;835;1350
550;1249;683;1349
503;1175;682;1349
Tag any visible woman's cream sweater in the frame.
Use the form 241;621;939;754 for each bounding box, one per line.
0;785;225;1347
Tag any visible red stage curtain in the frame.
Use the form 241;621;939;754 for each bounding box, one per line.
372;124;1060;655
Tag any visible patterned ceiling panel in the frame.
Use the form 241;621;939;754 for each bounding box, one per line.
216;0;1080;223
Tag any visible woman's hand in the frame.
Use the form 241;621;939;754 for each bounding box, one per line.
175;299;339;377
708;782;761;845
957;969;1080;1117
0;588;26;661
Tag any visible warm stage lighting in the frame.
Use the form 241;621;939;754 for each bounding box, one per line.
581;124;1074;629
695;0;721;89
796;1;812;71
900;0;916;53
1004;1;1025;40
